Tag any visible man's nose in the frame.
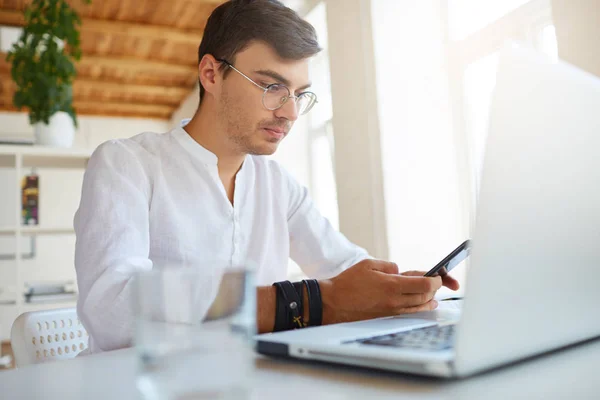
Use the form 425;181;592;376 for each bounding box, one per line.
274;97;300;122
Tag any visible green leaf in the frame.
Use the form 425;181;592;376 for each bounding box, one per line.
8;0;91;126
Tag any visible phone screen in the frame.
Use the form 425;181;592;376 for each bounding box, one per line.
424;240;471;277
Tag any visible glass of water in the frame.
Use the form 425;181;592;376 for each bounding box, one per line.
133;265;256;400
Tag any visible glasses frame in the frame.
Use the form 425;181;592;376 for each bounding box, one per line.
217;59;318;115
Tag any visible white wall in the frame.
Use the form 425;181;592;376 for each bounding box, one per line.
552;0;600;78
170;85;199;127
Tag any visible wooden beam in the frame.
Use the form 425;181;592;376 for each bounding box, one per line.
0;73;190;107
0;9;203;45
73;79;189;104
0;9;22;26
0;79;186;107
78;54;197;75
83;19;202;45
73;101;173;119
0;102;173;120
0;52;198;88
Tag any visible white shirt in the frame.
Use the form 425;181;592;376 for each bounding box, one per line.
74;123;369;353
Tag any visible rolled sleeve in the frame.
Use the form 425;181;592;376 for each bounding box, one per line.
285;169;371;279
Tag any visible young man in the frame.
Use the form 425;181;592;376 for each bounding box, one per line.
74;0;458;353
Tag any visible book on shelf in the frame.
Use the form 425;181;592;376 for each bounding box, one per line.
24;281;76;296
24;292;77;304
25;283;67;296
21;174;39;226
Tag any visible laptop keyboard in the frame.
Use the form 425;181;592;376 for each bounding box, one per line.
348;324;456;351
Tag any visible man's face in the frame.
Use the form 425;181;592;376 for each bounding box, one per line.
216;42;312;156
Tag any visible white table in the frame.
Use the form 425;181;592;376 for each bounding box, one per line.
1;335;599;399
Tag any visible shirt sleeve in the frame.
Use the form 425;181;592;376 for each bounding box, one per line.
74;140;153;352
284;167;371;279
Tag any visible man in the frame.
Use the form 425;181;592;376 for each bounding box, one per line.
74;0;459;353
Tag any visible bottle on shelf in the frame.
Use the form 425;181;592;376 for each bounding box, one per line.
21;174;39;226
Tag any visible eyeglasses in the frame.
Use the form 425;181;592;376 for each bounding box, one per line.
217;59;318;115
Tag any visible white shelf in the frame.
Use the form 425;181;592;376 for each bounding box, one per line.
0;145;91;169
0;145;91;159
21;226;75;235
20;300;77;313
0;226;75;235
0;227;14;235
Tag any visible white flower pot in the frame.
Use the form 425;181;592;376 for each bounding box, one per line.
33;111;75;148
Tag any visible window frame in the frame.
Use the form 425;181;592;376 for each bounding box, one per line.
446;0;554;230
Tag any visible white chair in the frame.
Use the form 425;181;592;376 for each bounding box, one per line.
10;307;88;367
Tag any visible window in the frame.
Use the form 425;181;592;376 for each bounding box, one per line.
540;25;558;60
443;0;557;291
448;0;533;40
371;0;464;280
305;2;338;232
310;125;339;230
462;51;499;193
286;1;338;281
450;0;557;199
367;0;556;293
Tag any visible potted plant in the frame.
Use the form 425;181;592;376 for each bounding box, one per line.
6;0;91;148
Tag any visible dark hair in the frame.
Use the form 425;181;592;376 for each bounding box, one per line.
197;0;321;101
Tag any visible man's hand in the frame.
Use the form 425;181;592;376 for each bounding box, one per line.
400;269;460;291
318;259;460;325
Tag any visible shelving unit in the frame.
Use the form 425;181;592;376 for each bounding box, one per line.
0;145;91;341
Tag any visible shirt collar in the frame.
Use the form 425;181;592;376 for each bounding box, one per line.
172;119;219;166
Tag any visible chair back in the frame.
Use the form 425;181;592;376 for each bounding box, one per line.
10;307;88;367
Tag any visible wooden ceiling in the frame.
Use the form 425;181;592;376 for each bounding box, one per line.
0;0;226;119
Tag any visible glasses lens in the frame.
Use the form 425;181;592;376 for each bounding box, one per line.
297;92;317;115
263;85;290;110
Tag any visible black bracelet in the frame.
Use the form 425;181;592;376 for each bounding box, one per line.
273;281;304;330
303;279;323;326
273;282;289;332
292;281;306;328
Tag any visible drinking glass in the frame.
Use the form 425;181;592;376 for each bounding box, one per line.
133;265;256;400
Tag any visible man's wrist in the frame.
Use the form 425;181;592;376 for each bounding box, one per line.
317;279;335;325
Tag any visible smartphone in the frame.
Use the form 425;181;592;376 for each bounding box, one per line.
424;240;471;277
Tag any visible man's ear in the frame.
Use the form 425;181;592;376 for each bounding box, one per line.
198;54;222;97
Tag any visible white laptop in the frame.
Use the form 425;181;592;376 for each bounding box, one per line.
256;44;600;378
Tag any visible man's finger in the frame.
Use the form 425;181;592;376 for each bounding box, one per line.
396;299;439;314
388;292;436;308
402;270;460;291
387;275;442;294
400;270;427;277
441;274;460;290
